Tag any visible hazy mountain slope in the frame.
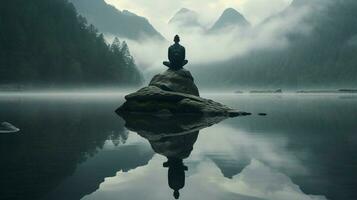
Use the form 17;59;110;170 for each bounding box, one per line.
0;0;142;87
169;8;202;28
69;0;164;40
209;8;250;32
193;0;357;90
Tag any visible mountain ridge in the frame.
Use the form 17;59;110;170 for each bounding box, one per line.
192;0;357;89
168;8;202;28
69;0;164;40
209;8;250;32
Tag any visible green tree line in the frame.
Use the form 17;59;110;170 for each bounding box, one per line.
0;0;142;88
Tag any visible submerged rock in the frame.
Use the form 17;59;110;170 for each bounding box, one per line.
117;69;249;117
0;122;20;134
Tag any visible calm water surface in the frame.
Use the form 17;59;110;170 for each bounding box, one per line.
0;93;356;200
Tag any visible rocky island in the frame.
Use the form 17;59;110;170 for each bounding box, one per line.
116;68;249;117
0;122;20;134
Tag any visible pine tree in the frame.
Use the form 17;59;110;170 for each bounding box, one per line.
120;41;134;65
0;0;142;88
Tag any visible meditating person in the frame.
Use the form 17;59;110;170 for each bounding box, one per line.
163;35;188;70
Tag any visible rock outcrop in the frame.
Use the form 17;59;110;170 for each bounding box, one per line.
149;68;199;96
116;69;249;117
0;122;20;134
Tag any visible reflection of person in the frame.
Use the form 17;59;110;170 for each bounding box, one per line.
163;157;188;199
163;35;188;70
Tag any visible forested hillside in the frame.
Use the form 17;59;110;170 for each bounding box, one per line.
0;0;142;88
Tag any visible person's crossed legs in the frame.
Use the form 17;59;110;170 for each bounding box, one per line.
163;60;188;70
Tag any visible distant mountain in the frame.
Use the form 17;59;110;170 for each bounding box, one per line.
193;0;357;89
0;0;142;87
209;8;250;32
209;156;250;179
69;0;164;40
168;8;203;29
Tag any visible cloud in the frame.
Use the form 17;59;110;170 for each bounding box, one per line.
238;0;293;24
82;156;327;200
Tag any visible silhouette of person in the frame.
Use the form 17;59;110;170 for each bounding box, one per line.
163;157;188;199
163;35;188;70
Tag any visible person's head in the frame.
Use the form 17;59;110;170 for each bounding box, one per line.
173;190;180;199
174;35;180;43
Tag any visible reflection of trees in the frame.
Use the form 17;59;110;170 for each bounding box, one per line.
0;100;128;200
109;129;129;146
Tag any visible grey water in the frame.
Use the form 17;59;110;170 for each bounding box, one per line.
0;93;356;200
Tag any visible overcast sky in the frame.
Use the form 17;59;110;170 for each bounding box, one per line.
105;0;292;31
104;0;293;34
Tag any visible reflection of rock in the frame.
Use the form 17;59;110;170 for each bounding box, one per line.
117;112;232;199
120;113;205;159
152;131;198;160
119;113;227;140
119;112;227;162
117;69;250;117
0;122;20;134
118;106;247;160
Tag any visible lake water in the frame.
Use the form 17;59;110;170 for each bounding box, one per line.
0;92;356;200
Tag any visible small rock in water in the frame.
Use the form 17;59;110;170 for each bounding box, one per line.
0;122;20;134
